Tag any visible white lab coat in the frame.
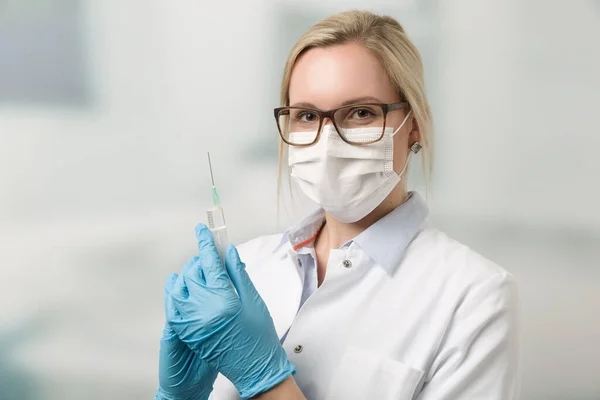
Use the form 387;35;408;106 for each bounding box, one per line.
209;227;520;399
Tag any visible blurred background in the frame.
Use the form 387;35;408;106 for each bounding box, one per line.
0;0;599;399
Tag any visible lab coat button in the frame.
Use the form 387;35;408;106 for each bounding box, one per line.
342;259;352;268
294;345;303;353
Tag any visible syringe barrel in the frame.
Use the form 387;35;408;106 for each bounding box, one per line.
207;206;228;265
210;225;229;266
207;205;225;229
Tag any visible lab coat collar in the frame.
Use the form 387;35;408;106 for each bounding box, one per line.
351;191;429;275
275;192;429;275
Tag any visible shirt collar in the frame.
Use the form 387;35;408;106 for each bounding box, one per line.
351;191;428;274
276;208;325;252
275;191;429;274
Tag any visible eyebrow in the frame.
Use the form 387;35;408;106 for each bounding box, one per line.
290;96;386;109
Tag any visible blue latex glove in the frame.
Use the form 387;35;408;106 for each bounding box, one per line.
156;260;218;400
167;224;296;399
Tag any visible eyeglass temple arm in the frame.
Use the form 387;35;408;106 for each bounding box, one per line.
387;101;410;113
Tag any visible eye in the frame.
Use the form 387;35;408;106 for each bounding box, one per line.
296;111;318;122
350;108;376;119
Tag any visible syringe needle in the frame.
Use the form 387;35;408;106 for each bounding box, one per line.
207;152;215;187
205;152;228;266
207;152;221;208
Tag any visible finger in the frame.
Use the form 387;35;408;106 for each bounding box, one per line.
178;256;200;278
172;257;199;299
195;223;215;253
163;273;177;315
182;255;206;285
194;224;230;287
160;321;177;341
164;273;178;295
225;244;258;302
163;273;180;323
183;256;214;289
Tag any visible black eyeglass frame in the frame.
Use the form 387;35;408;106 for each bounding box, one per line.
274;101;410;146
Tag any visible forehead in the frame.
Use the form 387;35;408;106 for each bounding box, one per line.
288;42;399;109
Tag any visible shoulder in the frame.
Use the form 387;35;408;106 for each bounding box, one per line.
411;227;512;276
406;227;517;304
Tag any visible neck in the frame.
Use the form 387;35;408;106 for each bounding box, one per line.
316;187;409;250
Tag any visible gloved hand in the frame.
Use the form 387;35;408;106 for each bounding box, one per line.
166;224;296;399
155;260;218;400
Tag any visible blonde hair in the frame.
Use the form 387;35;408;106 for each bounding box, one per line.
277;10;433;195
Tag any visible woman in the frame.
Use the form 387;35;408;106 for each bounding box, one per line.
155;10;520;400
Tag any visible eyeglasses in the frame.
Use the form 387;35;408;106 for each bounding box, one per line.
274;101;409;146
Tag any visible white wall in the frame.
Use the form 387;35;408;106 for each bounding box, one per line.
435;0;600;230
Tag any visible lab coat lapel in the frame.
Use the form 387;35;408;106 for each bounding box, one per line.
248;249;303;339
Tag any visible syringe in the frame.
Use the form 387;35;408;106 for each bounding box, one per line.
206;152;229;265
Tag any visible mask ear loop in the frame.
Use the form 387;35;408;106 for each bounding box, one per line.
391;109;413;136
390;110;421;178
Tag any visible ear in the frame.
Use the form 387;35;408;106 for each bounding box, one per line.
408;113;421;148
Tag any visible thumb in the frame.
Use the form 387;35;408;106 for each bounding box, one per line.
224;244;259;303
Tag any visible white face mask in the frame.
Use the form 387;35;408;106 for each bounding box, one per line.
288;111;415;223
